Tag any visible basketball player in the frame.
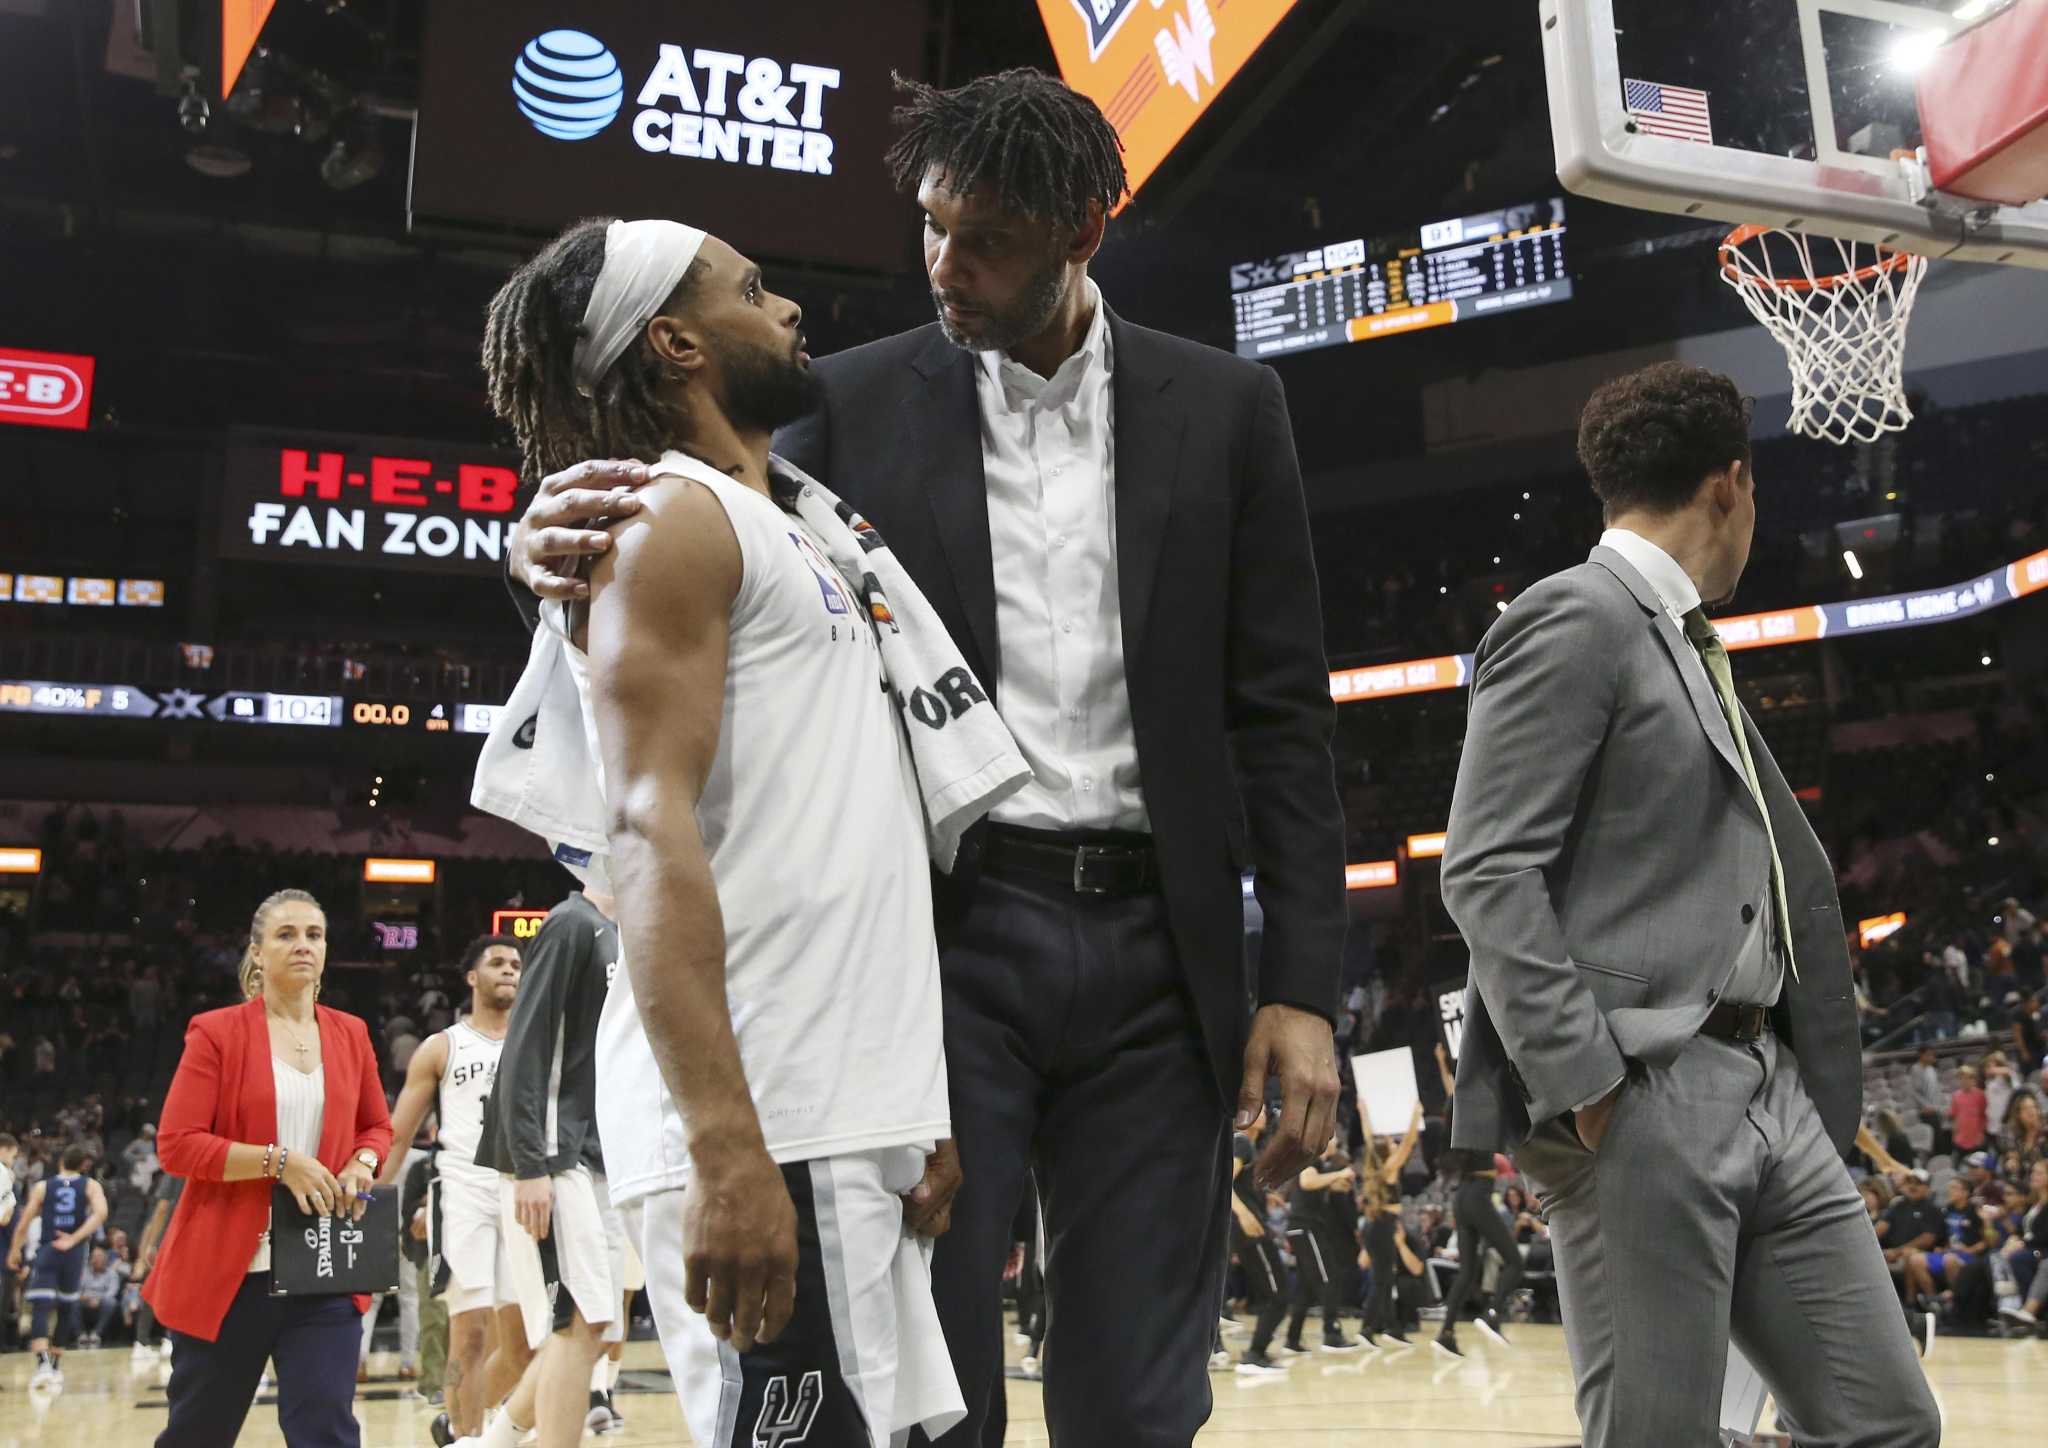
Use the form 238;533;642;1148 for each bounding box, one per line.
478;216;965;1447
383;935;527;1442
460;886;626;1448
7;1144;108;1392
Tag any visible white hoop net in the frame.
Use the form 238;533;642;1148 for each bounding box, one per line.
1718;227;1929;446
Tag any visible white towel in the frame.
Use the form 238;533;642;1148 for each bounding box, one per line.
470;609;612;892
471;452;1028;876
765;453;1028;871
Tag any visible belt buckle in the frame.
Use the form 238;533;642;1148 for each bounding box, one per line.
1072;845;1111;896
1735;1005;1767;1043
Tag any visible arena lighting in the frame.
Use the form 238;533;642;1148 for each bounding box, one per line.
1407;832;1449;859
492;908;552;939
1843;549;1864;580
1858;911;1907;947
0;847;42;875
364;857;436;885
1346;861;1399;890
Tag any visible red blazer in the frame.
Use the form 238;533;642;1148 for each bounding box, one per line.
144;998;393;1340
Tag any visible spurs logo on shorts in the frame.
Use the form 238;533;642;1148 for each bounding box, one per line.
753;1371;823;1447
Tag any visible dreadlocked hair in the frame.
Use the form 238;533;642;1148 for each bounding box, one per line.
481;216;709;489
885;67;1127;230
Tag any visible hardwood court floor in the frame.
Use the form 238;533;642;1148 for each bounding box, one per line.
3;1322;2041;1446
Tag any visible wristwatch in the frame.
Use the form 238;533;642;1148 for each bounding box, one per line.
354;1149;380;1174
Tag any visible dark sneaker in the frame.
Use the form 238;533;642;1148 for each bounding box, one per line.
430;1411;455;1447
1278;1340;1312;1357
1475;1310;1510;1347
1433;1328;1464;1358
1320;1332;1363;1353
1235;1351;1290;1376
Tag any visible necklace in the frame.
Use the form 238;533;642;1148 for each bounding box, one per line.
271;1010;315;1060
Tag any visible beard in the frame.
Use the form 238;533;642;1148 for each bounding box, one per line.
933;248;1068;354
714;331;820;435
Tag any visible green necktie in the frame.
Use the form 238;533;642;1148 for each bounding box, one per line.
1682;605;1798;981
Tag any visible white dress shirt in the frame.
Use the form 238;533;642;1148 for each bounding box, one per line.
1600;528;1783;1010
977;278;1148;833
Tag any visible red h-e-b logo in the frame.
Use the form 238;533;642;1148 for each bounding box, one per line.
0;347;95;431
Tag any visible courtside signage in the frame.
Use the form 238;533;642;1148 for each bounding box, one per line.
412;3;925;270
1036;0;1301;206
0;347;95;430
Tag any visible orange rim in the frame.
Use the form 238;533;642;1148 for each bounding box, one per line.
1718;223;1917;292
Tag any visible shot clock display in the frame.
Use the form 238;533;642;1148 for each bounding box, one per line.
1229;198;1572;359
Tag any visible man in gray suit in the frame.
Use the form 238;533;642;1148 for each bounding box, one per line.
1442;362;1939;1446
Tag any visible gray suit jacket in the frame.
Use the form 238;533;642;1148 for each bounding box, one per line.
1443;546;1861;1154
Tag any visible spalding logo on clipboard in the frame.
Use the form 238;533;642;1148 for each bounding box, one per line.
269;1185;401;1297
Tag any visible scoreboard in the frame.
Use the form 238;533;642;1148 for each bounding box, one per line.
1230;198;1572;359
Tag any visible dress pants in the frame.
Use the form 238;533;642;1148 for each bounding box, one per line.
919;871;1230;1448
158;1274;362;1448
1515;1031;1941;1448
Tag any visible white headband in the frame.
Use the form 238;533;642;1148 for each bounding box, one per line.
572;219;708;398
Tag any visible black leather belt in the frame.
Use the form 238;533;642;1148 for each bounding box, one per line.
1700;1002;1772;1043
981;825;1161;897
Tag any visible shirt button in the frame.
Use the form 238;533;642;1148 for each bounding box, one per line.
1061;619;1075;635
1051;466;1065;477
1055;534;1069;549
1081;777;1095;793
1741;904;1756;924
1067;707;1080;722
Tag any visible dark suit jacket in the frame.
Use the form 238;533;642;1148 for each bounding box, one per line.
773;310;1346;1101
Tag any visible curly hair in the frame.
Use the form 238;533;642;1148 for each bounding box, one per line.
1576;361;1755;518
885;67;1128;229
481;217;708;490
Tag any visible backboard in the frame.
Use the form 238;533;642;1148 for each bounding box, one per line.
1542;0;2048;267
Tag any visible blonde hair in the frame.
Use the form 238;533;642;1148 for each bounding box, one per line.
240;888;324;1000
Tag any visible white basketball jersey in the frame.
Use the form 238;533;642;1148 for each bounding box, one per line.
437;1020;503;1182
587;456;950;1207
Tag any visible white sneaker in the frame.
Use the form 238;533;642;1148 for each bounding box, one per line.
1998;1304;2039;1327
1208;1349;1233;1373
131;1341;158;1367
159;1339;175;1361
1018;1355;1042;1381
29;1362;56;1392
47;1367;66;1394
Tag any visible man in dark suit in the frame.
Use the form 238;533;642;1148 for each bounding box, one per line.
506;69;1345;1446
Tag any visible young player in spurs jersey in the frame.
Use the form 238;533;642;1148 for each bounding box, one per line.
479;217;964;1448
383;935;530;1443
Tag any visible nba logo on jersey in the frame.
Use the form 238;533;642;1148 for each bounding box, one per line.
752;1371;823;1445
788;532;850;616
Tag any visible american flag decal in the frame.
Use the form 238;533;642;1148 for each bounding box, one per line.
1623;78;1713;144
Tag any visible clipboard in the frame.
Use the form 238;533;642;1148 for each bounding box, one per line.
268;1184;401;1296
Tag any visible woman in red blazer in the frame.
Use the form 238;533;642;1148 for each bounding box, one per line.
146;888;393;1448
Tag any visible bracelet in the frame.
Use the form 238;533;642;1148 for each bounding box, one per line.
277;1148;289;1180
262;1143;275;1179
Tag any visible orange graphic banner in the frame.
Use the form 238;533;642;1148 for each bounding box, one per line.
222;0;278;99
1037;0;1301;207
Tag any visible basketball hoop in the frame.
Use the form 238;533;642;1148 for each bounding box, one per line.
1718;224;1929;446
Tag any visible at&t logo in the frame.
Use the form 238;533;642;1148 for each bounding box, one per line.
510;27;842;176
514;30;625;141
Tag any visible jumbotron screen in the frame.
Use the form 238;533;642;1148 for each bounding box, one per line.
1229;198;1572;359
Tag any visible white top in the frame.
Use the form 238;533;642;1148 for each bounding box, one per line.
250;1057;325;1274
587;463;950;1207
977;279;1148;833
1600;527;1782;1009
435;1020;504;1185
0;1160;14;1227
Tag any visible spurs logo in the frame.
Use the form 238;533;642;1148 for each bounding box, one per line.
752;1371;823;1446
